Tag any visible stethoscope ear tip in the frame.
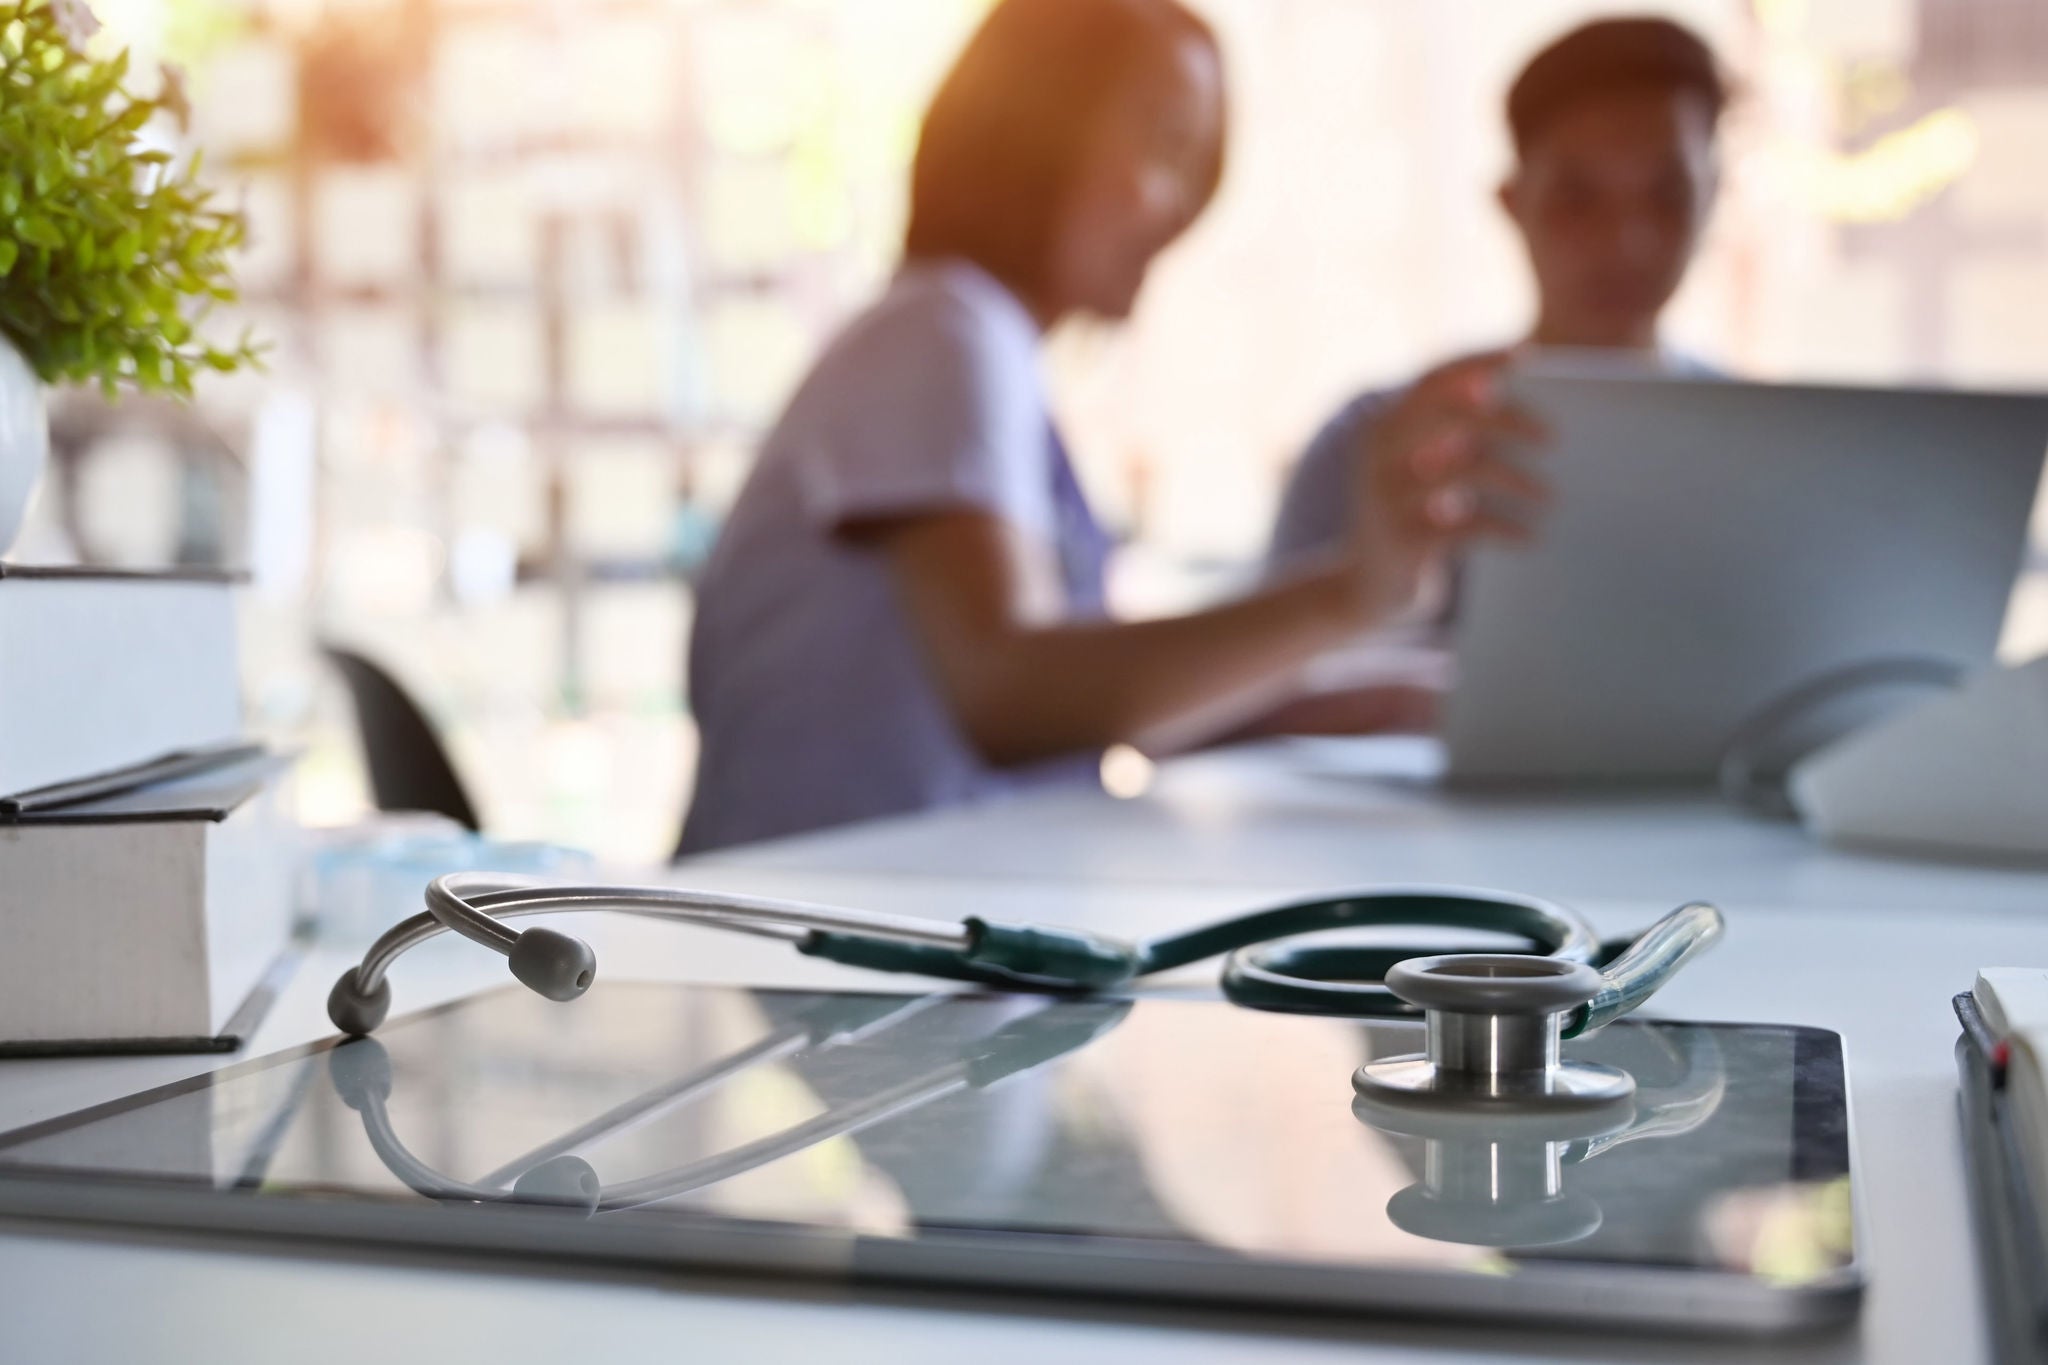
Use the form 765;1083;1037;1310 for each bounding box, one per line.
508;927;598;1002
327;967;392;1037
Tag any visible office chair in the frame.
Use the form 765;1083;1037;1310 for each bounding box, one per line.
320;643;482;832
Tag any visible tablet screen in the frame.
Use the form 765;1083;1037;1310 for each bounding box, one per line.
0;983;1853;1328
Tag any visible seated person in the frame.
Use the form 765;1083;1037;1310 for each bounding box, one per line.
676;0;1541;855
1270;17;1727;588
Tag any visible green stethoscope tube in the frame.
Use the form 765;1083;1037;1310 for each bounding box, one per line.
1141;889;1603;1017
799;887;1708;1038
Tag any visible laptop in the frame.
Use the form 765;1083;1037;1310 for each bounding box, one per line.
1444;362;2048;785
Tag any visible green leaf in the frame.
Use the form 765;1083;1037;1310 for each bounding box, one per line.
17;215;59;249
0;238;18;277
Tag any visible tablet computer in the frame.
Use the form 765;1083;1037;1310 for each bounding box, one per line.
1445;364;2048;784
0;982;1859;1338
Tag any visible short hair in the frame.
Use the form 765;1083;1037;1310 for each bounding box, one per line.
1506;17;1728;157
905;0;1225;301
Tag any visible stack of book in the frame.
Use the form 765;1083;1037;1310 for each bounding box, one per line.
0;564;298;1055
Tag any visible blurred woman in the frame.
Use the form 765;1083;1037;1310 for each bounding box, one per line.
677;0;1540;854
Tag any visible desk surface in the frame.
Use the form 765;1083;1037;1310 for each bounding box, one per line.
723;737;2048;919
3;740;2041;1364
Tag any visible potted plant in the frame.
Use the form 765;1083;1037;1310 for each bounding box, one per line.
0;0;260;553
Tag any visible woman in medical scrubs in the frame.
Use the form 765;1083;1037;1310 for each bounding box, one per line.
677;0;1542;854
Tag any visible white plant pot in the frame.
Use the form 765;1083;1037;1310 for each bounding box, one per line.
0;335;46;559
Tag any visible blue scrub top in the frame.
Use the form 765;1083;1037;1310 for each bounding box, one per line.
678;260;1109;855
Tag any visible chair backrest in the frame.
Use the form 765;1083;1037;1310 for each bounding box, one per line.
320;643;481;832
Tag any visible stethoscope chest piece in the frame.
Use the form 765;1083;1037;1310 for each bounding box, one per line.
1352;953;1635;1115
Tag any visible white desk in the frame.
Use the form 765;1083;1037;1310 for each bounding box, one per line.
721;738;2048;919
3;741;2042;1364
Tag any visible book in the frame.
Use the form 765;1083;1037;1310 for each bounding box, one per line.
0;750;300;1055
0;564;242;799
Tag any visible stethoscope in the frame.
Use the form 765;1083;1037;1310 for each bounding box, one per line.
331;874;1723;1112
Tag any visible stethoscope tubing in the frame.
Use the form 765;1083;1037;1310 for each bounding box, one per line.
356;874;1604;1019
333;874;1715;1047
352;876;975;1000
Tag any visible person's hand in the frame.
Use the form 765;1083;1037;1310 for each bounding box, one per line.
1342;351;1549;625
